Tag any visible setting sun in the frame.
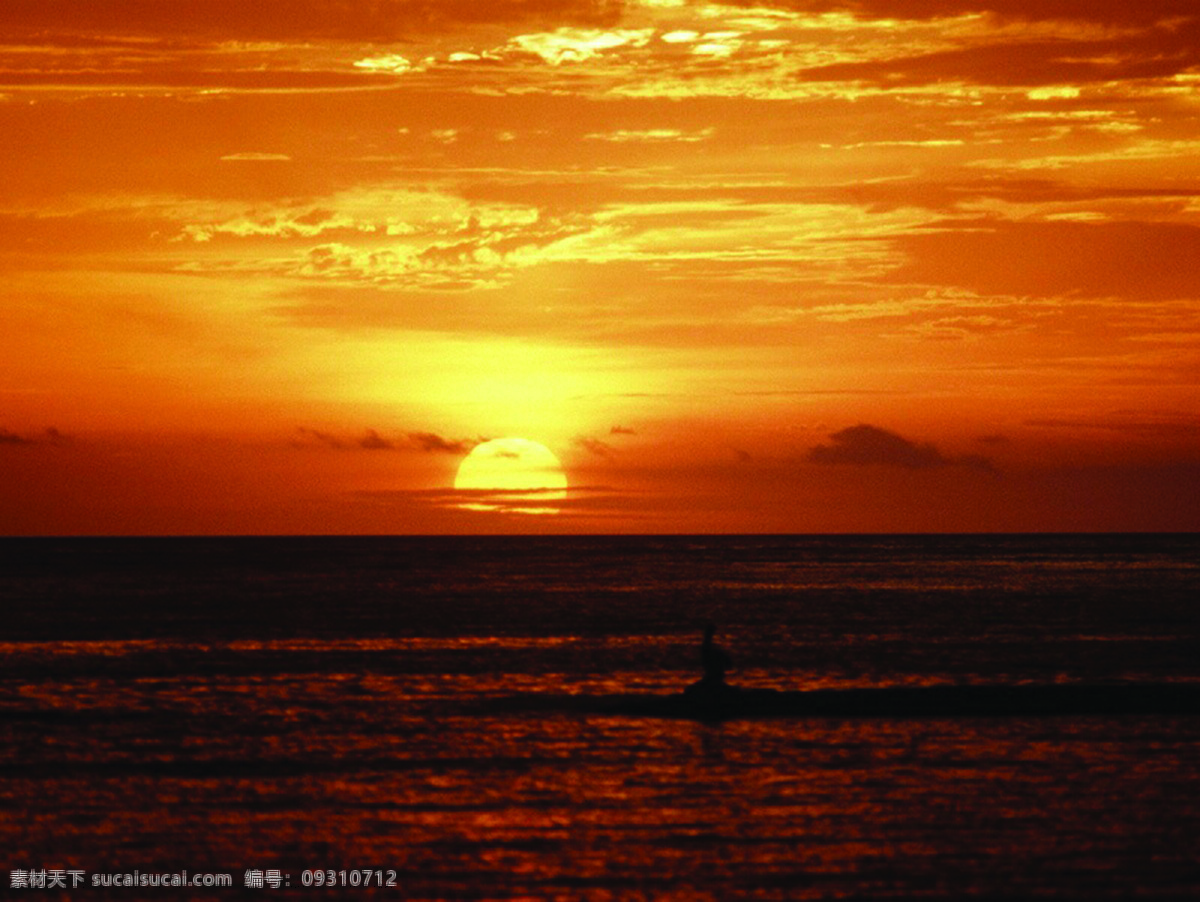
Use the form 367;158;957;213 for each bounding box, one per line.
453;438;568;515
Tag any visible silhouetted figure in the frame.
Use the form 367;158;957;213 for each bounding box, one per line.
684;622;737;712
700;622;731;687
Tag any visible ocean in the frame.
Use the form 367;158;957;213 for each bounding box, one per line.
2;534;1199;899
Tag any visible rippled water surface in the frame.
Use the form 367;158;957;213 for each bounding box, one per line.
2;535;1199;898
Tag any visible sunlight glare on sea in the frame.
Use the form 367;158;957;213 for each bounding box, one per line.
2;535;1199;898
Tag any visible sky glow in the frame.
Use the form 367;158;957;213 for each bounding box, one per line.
1;0;1198;533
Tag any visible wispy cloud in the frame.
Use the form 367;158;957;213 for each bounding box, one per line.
764;1;1200;26
1025;411;1200;440
798;22;1200;87
219;152;292;162
352;54;413;74
584;127;715;143
367;483;639;520
295;426;346;449
508;27;654;64
890;219;1200;301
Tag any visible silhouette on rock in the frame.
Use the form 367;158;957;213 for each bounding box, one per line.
683;623;742;715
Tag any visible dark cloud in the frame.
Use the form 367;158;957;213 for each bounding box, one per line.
2;0;1189;46
808;424;995;472
0;426;69;447
0;1;624;42
799;21;1200;86
359;429;394;451
735;0;1198;25
0;427;34;446
294;427;481;454
298;427;478;453
808;424;949;469
610;425;636;435
407;432;476;454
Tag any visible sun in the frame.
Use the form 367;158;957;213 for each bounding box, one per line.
453;438;568;515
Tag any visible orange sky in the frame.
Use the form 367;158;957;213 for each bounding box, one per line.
2;0;1198;534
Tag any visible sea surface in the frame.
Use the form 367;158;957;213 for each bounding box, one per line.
2;534;1199;899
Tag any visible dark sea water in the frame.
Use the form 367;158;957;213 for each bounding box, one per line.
2;534;1199;899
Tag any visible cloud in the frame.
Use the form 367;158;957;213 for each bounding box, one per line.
295;426;346;449
807;424;995;471
584;127;715;143
219;152;292;162
0;1;625;42
352;54;413;74
795;15;1200;88
374;483;636;519
0;2;629;91
5;0;1194;99
610;425;636;435
0;67;401;91
508;27;653;65
359;429;394;450
195;204;593;290
407;432;477;454
574;436;616;458
295;427;478;454
730;1;1199;26
808;424;948;468
0;428;34;446
1025;411;1200;440
177;205;376;243
0;426;69;447
889;219;1200;301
